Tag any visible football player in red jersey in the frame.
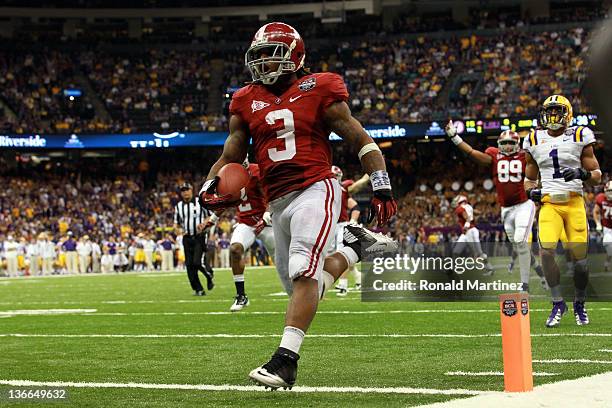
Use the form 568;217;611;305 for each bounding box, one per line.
330;167;370;296
593;181;612;272
446;122;546;290
223;159;276;312
199;22;397;389
451;194;494;275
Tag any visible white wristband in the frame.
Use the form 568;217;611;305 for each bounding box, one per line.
358;142;381;161
450;135;463;146
209;213;219;223
370;170;391;191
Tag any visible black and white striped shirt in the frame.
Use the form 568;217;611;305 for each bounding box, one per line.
174;199;210;236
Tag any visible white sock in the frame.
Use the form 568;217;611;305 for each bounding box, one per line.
279;326;304;354
516;243;531;287
351;265;361;285
233;274;244;282
339;278;348;290
338;246;359;266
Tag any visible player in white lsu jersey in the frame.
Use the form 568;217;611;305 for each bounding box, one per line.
523;95;602;327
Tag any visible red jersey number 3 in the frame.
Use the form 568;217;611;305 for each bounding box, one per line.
266;109;296;162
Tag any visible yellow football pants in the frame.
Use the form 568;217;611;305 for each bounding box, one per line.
538;195;588;260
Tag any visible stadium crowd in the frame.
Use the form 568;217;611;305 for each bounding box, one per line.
1;24;599;134
1;137;608;276
1;5;609;276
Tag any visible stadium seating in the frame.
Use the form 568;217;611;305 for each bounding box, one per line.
0;13;600;134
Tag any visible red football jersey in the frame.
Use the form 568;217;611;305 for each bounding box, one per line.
229;72;349;201
455;203;475;230
236;164;268;226
596;193;612;228
337;179;354;223
485;147;528;207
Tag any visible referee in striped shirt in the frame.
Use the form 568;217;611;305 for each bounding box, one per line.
174;182;214;296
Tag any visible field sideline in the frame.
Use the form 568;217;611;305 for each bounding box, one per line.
0;266;611;407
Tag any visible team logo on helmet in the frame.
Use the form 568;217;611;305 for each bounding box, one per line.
298;77;317;91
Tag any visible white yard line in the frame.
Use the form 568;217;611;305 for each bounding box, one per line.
1;333;611;339
0;379;492;396
1;308;611;317
533;359;612;364
418;371;612;408
0;309;96;317
600;349;612;353
0;267;274;281
0;298;294;306
0;333;496;339
445;371;559;377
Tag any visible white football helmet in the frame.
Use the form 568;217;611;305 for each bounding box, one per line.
331;165;343;182
605;180;612;200
451;195;468;209
497;130;520;156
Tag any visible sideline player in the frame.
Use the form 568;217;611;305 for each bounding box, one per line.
450;194;494;275
593;180;612;272
330;167;369;295
445;124;546;290
199;22;397;389
523;95;601;327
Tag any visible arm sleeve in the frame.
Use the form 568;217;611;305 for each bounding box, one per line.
522;130;534;152
320;73;349;109
581;126;596;145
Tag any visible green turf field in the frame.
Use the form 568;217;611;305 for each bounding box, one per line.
0;265;610;407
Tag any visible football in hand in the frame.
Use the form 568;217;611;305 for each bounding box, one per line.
216;163;250;201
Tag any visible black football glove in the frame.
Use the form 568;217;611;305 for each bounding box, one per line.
526;188;542;203
562;167;591;182
367;189;397;226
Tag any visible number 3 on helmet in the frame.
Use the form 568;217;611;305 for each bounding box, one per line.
245;22;306;85
497;130;520;156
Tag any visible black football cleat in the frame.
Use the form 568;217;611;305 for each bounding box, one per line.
229;294;249;312
249;347;299;390
343;224;398;262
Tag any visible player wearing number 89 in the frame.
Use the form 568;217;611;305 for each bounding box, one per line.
593;181;612;273
523;94;602;327
445;123;545;291
199;22;397;389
